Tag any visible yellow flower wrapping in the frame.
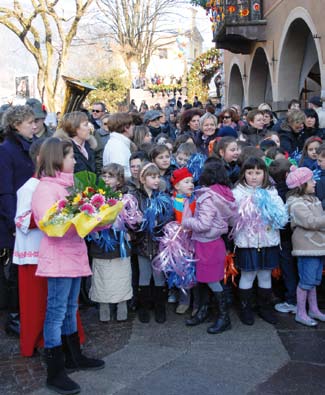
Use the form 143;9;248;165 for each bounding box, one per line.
38;204;72;237
70;201;123;238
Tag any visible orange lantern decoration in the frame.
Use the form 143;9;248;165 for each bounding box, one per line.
240;8;249;17
228;5;236;13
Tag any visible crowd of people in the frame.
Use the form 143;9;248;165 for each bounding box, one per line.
0;94;325;395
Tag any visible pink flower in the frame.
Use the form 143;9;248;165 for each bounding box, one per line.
90;193;105;208
80;203;96;215
107;199;117;206
57;199;67;211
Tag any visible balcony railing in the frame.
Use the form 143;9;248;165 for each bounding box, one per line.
205;0;266;53
211;0;263;28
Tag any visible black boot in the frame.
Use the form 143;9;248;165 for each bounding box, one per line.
137;286;151;323
5;312;20;336
239;288;255;326
186;304;209;326
257;287;278;324
5;259;20;336
45;346;80;395
154;286;167;324
62;332;105;372
207;292;231;334
186;283;209;326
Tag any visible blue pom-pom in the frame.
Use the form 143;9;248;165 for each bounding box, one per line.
253;188;288;229
187;153;207;183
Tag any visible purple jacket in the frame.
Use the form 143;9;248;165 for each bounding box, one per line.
0;134;35;248
182;184;238;242
32;172;91;278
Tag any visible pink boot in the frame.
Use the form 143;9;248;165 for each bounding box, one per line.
295;287;317;327
308;287;325;321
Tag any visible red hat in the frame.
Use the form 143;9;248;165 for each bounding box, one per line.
171;168;193;186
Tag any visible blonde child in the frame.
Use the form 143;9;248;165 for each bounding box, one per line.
131;162;173;323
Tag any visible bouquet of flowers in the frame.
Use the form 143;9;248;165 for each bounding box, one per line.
39;171;123;238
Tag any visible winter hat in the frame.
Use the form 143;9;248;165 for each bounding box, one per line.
286;165;313;189
26;98;47;119
217;126;238;138
171;168;193;186
260;138;277;152
143;110;162;124
308;96;322;108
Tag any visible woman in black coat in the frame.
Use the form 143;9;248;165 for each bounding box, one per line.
0;105;36;335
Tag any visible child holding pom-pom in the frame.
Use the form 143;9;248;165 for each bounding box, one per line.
131;162;173;324
233;157;288;327
169;168;198;315
182;158;238;334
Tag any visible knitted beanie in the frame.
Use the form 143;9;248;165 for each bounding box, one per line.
217;126;238;138
286;165;313;189
171;168;193;186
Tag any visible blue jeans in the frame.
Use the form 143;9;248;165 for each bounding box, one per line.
297;257;324;290
44;277;81;348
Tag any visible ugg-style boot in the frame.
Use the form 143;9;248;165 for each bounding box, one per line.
137;286;151;323
207;291;231;334
62;332;105;372
308;287;325;321
257;287;278;324
154;286;167;323
45;346;80;395
239;288;254;326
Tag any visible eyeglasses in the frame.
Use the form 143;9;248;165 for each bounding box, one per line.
92;109;102;113
223;116;231;119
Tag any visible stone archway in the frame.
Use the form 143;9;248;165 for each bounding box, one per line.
228;64;244;107
248;47;273;107
277;18;320;106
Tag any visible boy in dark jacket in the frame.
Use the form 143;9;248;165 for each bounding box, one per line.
315;143;325;210
269;159;298;313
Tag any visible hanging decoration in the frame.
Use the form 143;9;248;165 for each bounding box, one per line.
191;1;263;32
187;48;222;102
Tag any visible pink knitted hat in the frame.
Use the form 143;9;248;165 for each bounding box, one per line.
286;165;313;189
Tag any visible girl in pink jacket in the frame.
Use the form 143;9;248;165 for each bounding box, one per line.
182;158;238;334
32;138;104;395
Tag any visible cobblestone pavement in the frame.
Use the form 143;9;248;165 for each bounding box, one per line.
1;288;325;395
0;305;134;395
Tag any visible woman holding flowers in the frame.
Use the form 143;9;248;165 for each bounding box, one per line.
31;138;104;395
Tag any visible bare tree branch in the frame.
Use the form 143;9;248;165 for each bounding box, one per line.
0;0;94;110
96;0;181;77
